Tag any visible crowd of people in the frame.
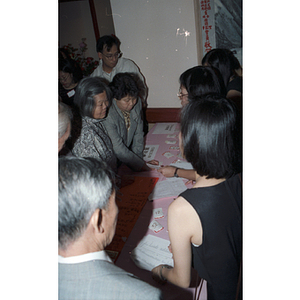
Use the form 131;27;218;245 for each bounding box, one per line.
58;34;242;300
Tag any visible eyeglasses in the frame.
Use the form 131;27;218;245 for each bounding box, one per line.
177;92;188;99
101;52;123;60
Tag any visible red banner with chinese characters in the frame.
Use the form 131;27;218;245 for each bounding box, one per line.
106;176;159;262
200;0;216;54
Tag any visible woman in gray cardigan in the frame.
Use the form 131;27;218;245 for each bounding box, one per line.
105;73;157;171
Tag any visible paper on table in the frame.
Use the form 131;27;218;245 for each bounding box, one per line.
171;160;194;170
131;235;174;271
146;163;162;170
143;145;159;161
148;177;187;201
152;123;177;134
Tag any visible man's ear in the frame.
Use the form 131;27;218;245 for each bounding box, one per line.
90;208;104;233
97;52;102;60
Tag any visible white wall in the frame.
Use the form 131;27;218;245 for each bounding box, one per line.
59;1;98;61
110;0;198;108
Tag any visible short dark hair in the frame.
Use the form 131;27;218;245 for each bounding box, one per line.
179;66;226;100
59;58;83;84
109;73;139;100
74;77;112;118
201;48;241;87
180;95;239;179
59;156;116;250
96;35;121;53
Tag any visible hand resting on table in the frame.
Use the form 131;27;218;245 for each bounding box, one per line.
158;166;196;182
141;160;160;171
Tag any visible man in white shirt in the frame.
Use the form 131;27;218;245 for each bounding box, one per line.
58;156;163;300
91;35;147;101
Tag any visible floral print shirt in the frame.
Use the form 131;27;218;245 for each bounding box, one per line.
72;116;117;172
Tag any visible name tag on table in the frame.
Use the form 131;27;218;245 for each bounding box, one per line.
149;220;164;233
143;145;159;161
169;146;180;150
167;134;177;139
165;140;176;144
152;123;177;134
153;208;164;219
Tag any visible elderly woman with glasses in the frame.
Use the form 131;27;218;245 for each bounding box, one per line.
104;72;158;172
72;77;117;172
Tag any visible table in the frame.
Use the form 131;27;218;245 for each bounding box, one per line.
114;123;207;300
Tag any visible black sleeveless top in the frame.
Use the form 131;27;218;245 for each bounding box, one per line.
180;174;242;300
227;76;243;93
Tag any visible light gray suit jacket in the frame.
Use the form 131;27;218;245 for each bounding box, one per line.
104;98;145;171
59;260;163;300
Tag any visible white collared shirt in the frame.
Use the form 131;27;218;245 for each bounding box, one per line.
58;250;113;264
91;57;143;83
90;57;147;103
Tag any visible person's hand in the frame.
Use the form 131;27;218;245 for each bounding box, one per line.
147;160;159;165
141;160;160;171
157;166;176;177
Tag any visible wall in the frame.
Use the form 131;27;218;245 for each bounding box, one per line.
110;0;198;108
93;0;115;37
59;1;242;109
59;1;98;59
59;0;115;61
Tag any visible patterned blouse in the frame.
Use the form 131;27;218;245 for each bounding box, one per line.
72;116;117;172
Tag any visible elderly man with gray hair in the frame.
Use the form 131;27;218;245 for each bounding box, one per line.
58;102;72;152
58;156;163;300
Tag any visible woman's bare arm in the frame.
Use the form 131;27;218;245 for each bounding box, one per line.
152;196;202;288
